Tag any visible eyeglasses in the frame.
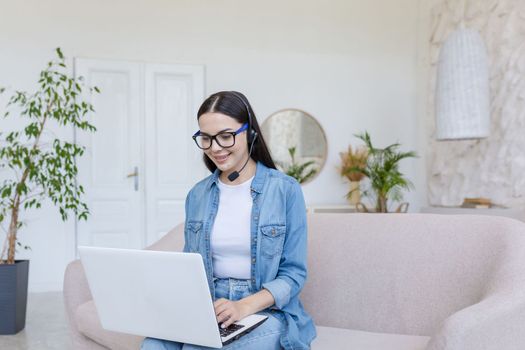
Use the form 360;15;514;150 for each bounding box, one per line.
192;123;248;150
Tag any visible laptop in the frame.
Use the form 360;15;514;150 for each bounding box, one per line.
78;246;268;348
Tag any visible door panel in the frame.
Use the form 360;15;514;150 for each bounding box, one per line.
74;59;144;249
144;64;206;245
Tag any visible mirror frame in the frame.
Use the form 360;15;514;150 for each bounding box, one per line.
262;108;328;185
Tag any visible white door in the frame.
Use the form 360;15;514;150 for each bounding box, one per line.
144;64;206;246
75;59;144;249
74;59;205;250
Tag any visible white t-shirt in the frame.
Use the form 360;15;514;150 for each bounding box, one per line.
211;176;254;279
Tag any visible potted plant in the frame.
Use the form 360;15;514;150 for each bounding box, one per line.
353;132;417;213
0;48;97;334
278;146;318;184
339;144;368;205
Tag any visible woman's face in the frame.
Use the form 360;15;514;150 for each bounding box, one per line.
197;112;249;174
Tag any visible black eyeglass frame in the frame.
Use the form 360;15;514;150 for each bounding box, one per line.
192;123;249;150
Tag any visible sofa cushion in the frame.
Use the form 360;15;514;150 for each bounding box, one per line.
302;214;525;335
75;300;430;350
312;326;430;350
76;300;144;350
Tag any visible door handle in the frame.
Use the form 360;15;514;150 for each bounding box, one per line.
127;166;139;191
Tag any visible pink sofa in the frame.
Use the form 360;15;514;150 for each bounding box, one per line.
64;213;525;349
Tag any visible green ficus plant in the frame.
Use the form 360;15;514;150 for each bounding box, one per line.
0;48;97;264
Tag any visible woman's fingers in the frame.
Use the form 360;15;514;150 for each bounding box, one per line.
214;299;230;316
214;299;241;328
217;309;233;326
213;298;228;308
215;299;232;321
221;311;237;328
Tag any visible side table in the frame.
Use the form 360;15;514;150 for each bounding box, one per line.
306;204;357;214
420;206;525;222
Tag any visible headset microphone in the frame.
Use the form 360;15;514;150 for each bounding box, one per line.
227;132;258;182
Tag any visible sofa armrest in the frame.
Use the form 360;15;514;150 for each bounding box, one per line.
64;259;107;349
426;290;525;350
64;259;93;317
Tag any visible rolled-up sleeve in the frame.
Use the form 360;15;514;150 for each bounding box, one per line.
262;181;308;310
262;278;292;309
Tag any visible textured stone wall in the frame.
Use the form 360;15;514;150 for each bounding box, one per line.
428;0;525;207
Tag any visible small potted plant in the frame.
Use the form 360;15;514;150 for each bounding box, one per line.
353;132;417;213
339;144;368;205
278;146;318;184
0;48;97;334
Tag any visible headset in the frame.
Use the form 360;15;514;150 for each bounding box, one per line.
227;91;258;182
229;91;258;144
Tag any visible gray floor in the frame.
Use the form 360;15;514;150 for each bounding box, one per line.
0;292;72;349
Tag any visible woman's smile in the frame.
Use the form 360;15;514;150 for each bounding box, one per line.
213;153;231;164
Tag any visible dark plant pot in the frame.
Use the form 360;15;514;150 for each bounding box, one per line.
0;260;29;335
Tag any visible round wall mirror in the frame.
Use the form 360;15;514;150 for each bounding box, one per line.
261;109;327;185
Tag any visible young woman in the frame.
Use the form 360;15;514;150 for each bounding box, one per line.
141;91;316;350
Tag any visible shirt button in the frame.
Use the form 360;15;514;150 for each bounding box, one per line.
272;228;276;236
252;258;256;263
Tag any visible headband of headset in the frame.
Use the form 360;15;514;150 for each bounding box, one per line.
229;91;257;144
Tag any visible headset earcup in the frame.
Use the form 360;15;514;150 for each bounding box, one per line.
230;91;256;144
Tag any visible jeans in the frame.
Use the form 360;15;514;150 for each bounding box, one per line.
140;278;285;350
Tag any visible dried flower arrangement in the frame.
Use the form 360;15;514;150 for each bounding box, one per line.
339;145;368;201
340;145;368;181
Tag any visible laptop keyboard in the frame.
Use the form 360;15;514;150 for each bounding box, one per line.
219;323;244;337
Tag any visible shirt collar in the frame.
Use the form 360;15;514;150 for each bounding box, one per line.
208;161;269;194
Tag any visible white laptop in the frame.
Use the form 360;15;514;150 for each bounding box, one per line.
78;246;268;348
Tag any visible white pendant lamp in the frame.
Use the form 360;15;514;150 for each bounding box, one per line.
435;28;490;140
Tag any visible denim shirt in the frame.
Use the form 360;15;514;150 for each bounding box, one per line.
183;162;317;349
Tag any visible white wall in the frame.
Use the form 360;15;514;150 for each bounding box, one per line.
0;0;423;291
425;0;525;208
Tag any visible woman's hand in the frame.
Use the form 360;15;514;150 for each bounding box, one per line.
213;298;249;329
213;289;275;329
